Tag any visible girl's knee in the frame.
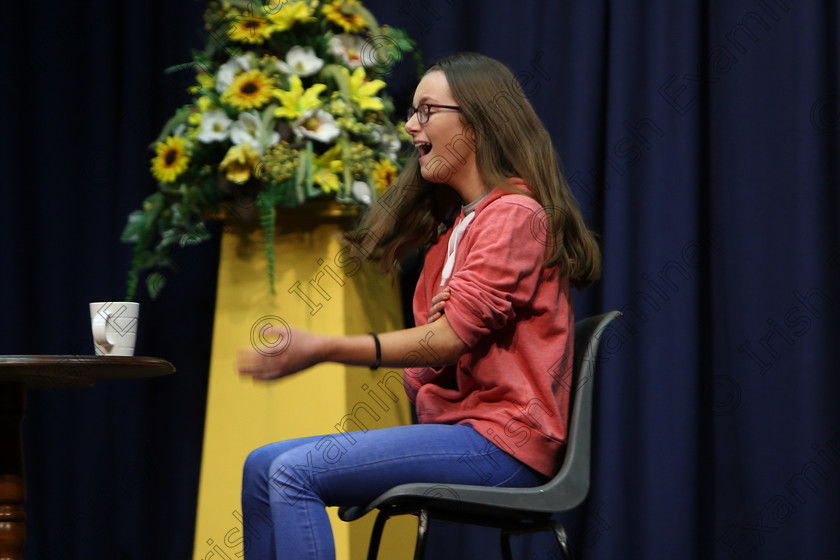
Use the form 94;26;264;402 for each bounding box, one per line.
242;437;326;506
243;445;274;480
243;441;314;495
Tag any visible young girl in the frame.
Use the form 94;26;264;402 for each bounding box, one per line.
236;51;601;559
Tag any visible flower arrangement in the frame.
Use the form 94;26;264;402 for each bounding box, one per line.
121;0;419;300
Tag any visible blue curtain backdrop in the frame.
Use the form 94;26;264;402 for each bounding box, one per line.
1;1;838;558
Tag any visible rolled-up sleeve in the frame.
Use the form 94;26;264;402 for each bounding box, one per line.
444;198;548;348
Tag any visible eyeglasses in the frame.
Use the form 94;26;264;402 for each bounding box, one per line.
407;103;461;125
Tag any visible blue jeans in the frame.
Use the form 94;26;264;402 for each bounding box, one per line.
241;423;547;559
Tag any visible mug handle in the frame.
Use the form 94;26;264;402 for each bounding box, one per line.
92;311;115;347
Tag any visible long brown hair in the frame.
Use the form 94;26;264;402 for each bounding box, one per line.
346;52;601;290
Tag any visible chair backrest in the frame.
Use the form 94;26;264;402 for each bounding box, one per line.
537;310;623;510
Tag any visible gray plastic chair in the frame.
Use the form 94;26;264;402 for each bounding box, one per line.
338;310;623;560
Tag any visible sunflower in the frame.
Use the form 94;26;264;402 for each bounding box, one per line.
151;136;190;183
321;0;368;33
229;13;274;44
372;158;397;194
222;69;275;111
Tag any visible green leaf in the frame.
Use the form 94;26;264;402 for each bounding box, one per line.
121;210;148;243
258;104;278;154
124;192;167;301
164;62;197;74
256;194;277;295
224;0;258;11
181;223;212;246
320;64;351;103
295;147;308;204
340;136;352;199
152;108;192;146
146;272;166;300
305;140;315;197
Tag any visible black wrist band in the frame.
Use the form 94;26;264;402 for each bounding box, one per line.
369;332;381;370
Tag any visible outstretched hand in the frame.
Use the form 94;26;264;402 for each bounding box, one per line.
236;325;325;381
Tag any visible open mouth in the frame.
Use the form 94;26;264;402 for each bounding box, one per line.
415;142;432;156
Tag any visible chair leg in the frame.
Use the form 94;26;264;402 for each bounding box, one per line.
366;510;389;560
413;508;430;560
500;531;515;560
550;521;572;560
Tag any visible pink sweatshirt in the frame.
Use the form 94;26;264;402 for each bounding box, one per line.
404;184;574;477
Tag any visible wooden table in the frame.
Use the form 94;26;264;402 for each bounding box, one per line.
0;356;175;560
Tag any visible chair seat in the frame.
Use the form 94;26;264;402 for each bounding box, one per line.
341;499;554;528
339;489;556;525
338;473;582;523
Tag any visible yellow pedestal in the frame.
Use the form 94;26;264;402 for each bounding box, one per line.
193;217;416;559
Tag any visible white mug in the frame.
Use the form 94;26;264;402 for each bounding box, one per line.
90;302;139;356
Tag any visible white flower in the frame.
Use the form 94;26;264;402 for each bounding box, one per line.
351;181;372;205
380;129;402;160
366;125;401;160
275;46;324;77
196;109;233;143
216;55;252;94
230;111;280;152
293;109;341;143
329;34;365;68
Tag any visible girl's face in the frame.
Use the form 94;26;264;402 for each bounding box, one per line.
405;70;478;193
